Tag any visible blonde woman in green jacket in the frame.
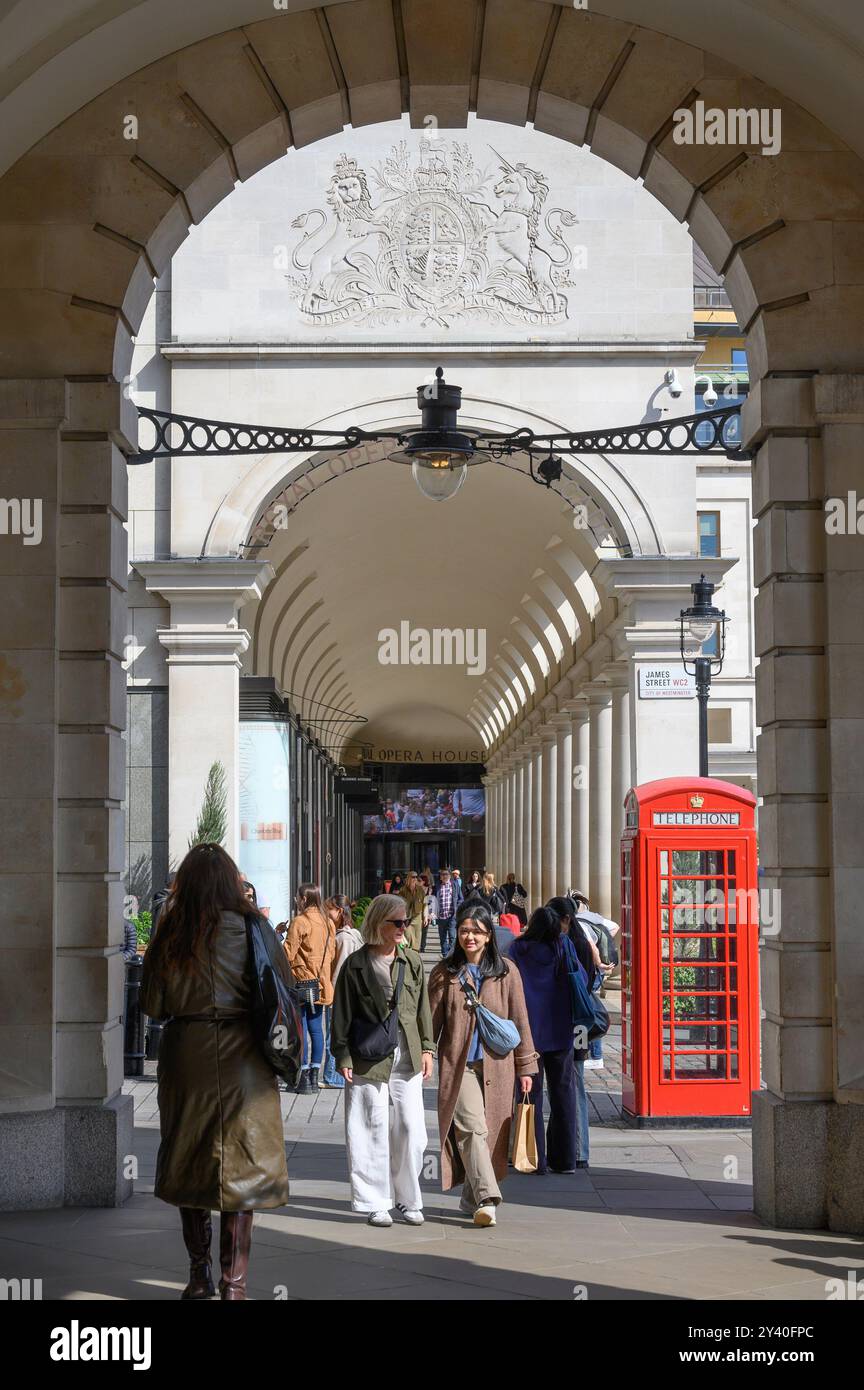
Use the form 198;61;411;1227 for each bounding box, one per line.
331;894;435;1228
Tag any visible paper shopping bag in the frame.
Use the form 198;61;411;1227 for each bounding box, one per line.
512;1098;538;1173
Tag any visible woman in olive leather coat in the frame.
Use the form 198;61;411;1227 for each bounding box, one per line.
141;843;290;1301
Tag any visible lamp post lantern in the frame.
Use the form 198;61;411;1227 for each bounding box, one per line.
680;574;727;777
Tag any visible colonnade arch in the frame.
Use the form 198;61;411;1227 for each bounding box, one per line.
0;0;861;1232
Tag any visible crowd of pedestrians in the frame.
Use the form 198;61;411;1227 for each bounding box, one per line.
140;846;617;1297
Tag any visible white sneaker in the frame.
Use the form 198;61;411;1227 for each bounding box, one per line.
473;1202;496;1228
584;1058;604;1070
395;1204;424;1225
367;1210;393;1227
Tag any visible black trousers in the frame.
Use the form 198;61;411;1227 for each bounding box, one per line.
529;1045;577;1173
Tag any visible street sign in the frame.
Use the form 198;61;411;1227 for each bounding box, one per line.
638;664;696;699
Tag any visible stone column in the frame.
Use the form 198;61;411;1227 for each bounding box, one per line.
586;685;613;918
747;376;864;1233
140;560;273;863
0;379;135;1210
538;728;558;900
529;739;543;909
569;701;590;896
513;756;525;888
552;712;573;896
609;669;632;923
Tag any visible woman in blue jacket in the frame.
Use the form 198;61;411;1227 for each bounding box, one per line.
508;906;588;1172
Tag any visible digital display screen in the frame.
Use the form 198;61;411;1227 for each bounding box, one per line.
364;784;485;835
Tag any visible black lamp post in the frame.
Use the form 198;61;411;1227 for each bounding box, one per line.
680;574;727;777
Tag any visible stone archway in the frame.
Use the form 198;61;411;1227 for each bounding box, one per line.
0;0;861;1230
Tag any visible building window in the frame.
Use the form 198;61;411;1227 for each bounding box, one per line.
731;348;747;370
707;708;733;744
698;511;721;558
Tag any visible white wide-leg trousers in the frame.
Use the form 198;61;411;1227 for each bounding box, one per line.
344;1053;427;1213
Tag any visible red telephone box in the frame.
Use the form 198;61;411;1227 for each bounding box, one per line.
620;777;759;1123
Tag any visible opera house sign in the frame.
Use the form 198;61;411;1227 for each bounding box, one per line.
283;137;584;330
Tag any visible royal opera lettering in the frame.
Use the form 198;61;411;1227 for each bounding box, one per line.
371;748;483;763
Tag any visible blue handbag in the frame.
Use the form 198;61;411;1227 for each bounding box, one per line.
561;935;610;1042
458;971;521;1057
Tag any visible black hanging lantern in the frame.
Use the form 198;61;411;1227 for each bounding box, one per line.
390;366;487;501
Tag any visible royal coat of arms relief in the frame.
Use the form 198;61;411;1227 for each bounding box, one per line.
284;138;583;328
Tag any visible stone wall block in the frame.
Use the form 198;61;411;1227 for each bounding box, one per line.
59;512;126;586
59;730;125;801
590;116;646;180
56;878;126;951
755;651;825;725
65;383;138;459
756;873;830;945
56;952;124;1026
55;1023;123;1101
59;584;126;658
757;800;829;872
233;115;290;184
59;655;125;729
184;150;237;227
61;441;127;512
58;805;125;877
727;221;834;329
752;436;818;516
641;149;694;222
754;576;823;654
825;571;864;642
346;79;402;130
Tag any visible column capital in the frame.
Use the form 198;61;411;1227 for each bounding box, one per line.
549;711;573;730
158;627;250;667
138;557;275;626
582;681;614;704
593;555;735;612
536;723;559;743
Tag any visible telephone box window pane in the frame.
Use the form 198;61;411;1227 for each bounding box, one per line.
661;880;670;905
673;1054;727;1079
672;935;728;962
672;849;725;875
660;850;668;873
730;1055;739;1078
661;907;670;931
663;1054;672;1078
665;1024;728;1049
661;937;670;960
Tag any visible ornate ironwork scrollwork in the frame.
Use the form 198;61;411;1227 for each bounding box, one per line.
131;401;747;466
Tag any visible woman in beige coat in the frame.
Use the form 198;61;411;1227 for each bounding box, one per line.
140;843;290;1301
284;882;336;1094
428;901;537;1227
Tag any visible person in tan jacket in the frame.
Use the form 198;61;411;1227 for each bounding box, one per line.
284;882;336;1094
428;900;538;1228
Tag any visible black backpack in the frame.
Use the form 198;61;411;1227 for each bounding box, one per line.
245;913;304;1085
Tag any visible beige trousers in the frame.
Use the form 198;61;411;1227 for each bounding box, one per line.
452;1061;502;1207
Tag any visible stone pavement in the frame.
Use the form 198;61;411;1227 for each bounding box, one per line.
0;1060;861;1300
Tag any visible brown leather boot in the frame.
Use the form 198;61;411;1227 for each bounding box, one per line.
219;1211;253;1300
179;1207;215;1300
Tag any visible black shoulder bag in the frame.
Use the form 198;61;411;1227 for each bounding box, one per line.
349;958;406;1063
245;913;304;1084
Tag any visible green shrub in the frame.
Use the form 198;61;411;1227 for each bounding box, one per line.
133;911;152;948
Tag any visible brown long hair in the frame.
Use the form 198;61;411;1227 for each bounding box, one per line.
146;843;250;974
296;882;323;913
325;894;353;930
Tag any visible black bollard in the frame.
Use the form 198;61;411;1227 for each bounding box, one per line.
123;957;145;1077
